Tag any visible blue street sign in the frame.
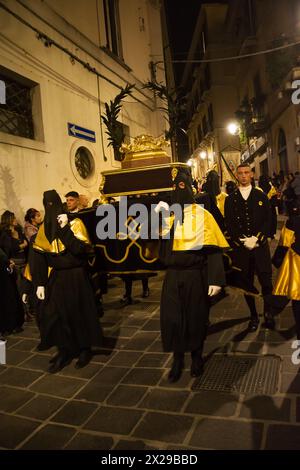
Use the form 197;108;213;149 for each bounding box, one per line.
68;123;96;142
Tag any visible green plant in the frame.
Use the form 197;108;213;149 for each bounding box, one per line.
101;84;135;160
142;81;186;140
235;99;251;146
266;37;300;90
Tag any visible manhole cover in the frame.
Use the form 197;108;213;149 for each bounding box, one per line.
192;355;281;395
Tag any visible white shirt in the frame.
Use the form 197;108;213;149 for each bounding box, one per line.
239;185;252;200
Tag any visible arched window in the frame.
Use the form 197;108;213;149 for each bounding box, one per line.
278;128;289;175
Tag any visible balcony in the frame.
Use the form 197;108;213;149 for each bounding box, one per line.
246;115;269;138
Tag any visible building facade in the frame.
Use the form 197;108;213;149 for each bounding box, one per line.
227;0;300;178
0;0;167;221
181;2;240;182
180;0;300;183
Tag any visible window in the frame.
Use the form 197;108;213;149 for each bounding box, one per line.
260;158;269;176
278;128;289;175
197;124;203;144
208;104;214;131
202;116;208;136
75;147;95;179
204;65;211;91
103;0;123;58
247;0;256;35
253;73;262;97
0;70;35;139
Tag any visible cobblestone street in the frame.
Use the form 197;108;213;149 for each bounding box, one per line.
1;243;300;450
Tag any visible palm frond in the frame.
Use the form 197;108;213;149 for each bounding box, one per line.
101;84;135;151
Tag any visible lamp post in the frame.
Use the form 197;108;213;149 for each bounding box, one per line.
227;121;250;162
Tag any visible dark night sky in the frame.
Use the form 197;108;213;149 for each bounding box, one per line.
164;0;228;85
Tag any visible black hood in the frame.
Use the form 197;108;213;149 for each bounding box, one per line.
43;190;64;243
205;170;221;200
258;175;271;194
171;170;195;225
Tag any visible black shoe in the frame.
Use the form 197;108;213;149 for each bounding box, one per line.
190;357;204;377
263;312;275;330
75;349;92;369
49;353;59;364
168;358;184;383
142;288;150;298
248;317;259;332
36;342;50;351
120;296;132;306
47;353;71;374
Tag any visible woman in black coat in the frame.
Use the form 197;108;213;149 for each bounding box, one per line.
0;247;24;336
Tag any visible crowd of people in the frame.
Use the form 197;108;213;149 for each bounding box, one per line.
1;166;300;382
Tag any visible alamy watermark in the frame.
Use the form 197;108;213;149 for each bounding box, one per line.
0;340;6;365
291;340;300;365
291;80;300;104
95;197;205;249
0;80;5;105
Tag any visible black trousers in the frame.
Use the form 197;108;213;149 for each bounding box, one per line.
240;246;273;317
124;277;148;298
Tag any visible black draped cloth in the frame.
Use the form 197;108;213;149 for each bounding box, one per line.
31;223;102;354
159;240;225;353
0;247;24;334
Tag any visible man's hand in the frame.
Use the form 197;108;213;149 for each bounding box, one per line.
36;286;45;300
22;293;28;304
208;285;222;296
57;214;68;228
240;236;258;250
7;259;15;273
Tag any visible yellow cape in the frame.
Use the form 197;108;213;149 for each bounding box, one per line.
216;192;227;217
161;204;229;251
273;223;300;300
33;218;91;254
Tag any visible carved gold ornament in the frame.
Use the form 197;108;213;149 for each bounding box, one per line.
171;168;178;181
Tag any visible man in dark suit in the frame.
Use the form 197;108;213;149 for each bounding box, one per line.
224;163;275;331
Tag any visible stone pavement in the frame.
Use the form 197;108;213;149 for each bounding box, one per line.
1;240;300;450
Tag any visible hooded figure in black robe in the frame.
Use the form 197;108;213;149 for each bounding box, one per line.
258;175;278;238
158;170;228;382
31;190;102;373
0;247;24;335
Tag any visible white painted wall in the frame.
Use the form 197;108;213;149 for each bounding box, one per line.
0;0;167;222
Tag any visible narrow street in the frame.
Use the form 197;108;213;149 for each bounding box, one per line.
1;234;300;450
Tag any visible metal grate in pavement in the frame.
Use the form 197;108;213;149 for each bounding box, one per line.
192;354;281;395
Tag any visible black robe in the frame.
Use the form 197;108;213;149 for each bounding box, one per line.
159;205;227;353
0;247;24;334
31;221;102;353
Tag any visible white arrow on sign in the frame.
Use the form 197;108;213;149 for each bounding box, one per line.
69;125;76;135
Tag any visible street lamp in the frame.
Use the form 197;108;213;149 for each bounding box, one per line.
200;150;207;160
227;122;240;136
